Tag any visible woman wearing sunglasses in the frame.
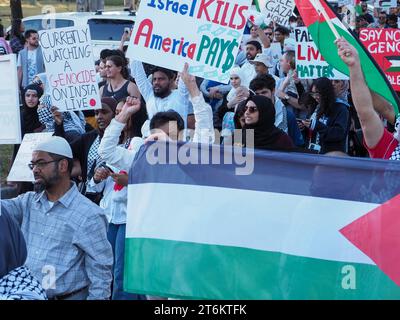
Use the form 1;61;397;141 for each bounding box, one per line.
240;95;295;151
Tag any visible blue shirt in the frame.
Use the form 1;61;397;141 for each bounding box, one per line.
1;183;113;299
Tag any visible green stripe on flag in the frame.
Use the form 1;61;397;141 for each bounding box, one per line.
308;20;400;115
124;238;400;300
253;0;261;12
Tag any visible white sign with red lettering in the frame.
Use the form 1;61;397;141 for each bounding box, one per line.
39;26;101;112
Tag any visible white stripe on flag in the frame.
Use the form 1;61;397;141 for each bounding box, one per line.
389;59;400;68
127;183;377;265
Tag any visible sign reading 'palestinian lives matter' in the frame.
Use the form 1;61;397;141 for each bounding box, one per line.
127;0;251;84
294;27;348;80
359;28;400;91
38;26;101;112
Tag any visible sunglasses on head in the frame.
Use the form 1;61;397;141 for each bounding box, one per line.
245;106;258;113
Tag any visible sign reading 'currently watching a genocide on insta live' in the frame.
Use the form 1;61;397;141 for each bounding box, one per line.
127;0;251;84
38;26;101;112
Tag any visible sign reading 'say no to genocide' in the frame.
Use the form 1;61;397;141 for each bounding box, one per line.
39;26;101;111
127;0;251;84
359;28;400;91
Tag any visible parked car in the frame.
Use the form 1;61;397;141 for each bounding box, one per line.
7;10;136;58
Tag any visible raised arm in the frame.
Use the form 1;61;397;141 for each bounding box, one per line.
180;63;215;144
98;97;143;170
335;37;384;149
130;60;153;102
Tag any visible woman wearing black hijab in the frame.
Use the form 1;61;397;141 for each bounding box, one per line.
21;83;44;135
0;209;47;299
242;95;295;151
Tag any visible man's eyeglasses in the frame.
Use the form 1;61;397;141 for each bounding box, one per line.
244;106;258;113
310;92;320;98
28;160;61;170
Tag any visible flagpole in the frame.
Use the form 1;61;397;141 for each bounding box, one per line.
310;0;341;40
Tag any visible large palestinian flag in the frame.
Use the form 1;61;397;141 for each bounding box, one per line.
295;0;400;116
124;142;400;299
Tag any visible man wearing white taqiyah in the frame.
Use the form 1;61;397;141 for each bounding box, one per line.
0;136;113;300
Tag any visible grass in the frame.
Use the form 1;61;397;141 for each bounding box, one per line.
0;145;13;186
0;0;129;28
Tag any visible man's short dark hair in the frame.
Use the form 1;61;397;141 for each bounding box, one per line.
275;26;290;36
152;67;176;80
249;74;276;92
24;29;38;39
150;111;184;131
246;40;262;52
48;152;73;175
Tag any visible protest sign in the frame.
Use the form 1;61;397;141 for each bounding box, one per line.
38;26;101;112
294;27;348;80
7;132;53;182
258;0;295;27
126;0;251;84
0;54;21;144
338;0;353;6
359;28;400;91
374;0;397;8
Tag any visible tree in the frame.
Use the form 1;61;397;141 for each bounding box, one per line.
10;0;23;20
77;0;104;12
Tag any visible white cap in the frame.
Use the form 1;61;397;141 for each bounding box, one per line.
229;66;243;78
33;136;73;159
249;53;272;68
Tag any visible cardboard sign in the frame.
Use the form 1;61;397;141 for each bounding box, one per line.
359;28;400;91
7;132;53;182
294;27;348;80
260;0;295;27
0;54;21;144
126;0;251;84
39;26;101;112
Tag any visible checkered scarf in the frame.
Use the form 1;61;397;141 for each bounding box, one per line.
0;266;47;300
87;136;102;178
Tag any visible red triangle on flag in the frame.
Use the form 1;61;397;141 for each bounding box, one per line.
340;194;400;287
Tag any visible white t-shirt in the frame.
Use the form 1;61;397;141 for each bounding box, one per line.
17;48;38;84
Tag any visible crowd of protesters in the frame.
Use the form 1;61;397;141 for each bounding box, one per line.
1;0;400;300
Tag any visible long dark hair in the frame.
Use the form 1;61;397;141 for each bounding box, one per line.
106;55;129;79
11;19;24;40
127;99;148;138
312;77;336;119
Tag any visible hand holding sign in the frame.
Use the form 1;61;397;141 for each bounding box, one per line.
50;106;64;125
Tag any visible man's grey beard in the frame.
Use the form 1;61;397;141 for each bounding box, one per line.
33;182;46;193
33;172;60;194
